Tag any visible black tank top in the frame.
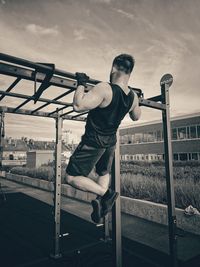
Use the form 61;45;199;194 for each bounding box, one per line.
81;83;135;148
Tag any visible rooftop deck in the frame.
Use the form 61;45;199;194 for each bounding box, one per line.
0;178;200;267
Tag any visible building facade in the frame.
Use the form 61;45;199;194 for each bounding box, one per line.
119;113;200;161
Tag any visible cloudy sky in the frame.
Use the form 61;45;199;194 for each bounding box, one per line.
0;0;200;140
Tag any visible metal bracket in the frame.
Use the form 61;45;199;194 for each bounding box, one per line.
33;63;55;103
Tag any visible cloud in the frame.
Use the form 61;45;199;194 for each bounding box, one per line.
115;9;135;20
90;0;113;4
25;24;59;37
73;29;87;41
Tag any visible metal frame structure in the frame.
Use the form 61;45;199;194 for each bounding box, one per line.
0;53;177;267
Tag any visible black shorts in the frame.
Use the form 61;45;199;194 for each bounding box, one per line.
66;141;116;177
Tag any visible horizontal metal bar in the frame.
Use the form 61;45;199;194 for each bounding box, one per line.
139;98;166;110
14;99;30;112
0;62;87;91
0;53;99;85
0;106;86;121
0;90;72;107
31;89;74;114
60;109;74;117
48;106;69;116
0;77;21;101
72;111;89;118
147;95;162;102
0;54;167;115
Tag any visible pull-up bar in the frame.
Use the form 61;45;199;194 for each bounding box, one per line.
0;53;177;267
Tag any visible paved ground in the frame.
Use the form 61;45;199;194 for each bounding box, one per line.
0;177;200;267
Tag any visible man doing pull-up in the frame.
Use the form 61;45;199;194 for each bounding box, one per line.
65;54;141;223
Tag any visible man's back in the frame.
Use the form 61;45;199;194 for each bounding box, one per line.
82;83;135;148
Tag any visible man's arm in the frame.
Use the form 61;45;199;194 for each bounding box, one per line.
73;82;106;112
129;91;141;121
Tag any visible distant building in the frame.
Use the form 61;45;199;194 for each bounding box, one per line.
2;138;27;166
63;130;81;145
119;112;200;161
26;150;54;168
2;138;72;167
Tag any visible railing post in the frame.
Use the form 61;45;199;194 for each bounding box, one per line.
111;130;122;267
51;113;63;259
161;74;178;267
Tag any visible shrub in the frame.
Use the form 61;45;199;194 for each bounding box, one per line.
10;161;200;210
11;166;54;181
120;162;200;210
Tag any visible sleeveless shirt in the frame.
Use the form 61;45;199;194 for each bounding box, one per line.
81;83;135;148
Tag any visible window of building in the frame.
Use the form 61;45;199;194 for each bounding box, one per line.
191;153;198;160
187;127;190;138
147;132;155;142
120;135;126;144
127;135;132;144
197;125;200;138
145;155;148;160
120;136;124;144
188;153;191;161
172;128;177;140
190;126;197;139
179;153;188;161
9;154;14;160
178;127;187;139
143;133;148;142
173;153;178;161
156;130;162;141
135;133;143;143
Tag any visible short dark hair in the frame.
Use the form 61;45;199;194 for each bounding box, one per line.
112;54;135;74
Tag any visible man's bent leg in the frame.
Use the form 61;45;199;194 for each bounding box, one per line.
66;173;107;196
97;173;110;191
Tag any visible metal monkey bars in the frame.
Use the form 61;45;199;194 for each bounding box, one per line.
0;53;177;267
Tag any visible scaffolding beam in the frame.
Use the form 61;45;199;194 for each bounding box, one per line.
0;106;86;121
0;90;72;107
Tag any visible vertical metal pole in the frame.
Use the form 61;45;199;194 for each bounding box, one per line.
103;214;110;241
161;82;178;267
52;114;63;259
111;130;122;267
0;112;5;173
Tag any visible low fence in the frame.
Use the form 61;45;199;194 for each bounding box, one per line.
3;172;200;236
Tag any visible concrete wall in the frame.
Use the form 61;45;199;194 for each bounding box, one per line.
4;172;200;236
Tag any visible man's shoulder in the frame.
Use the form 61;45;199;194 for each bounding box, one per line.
95;82;111;90
94;82;112;98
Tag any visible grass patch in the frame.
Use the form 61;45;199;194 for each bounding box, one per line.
121;161;200;210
